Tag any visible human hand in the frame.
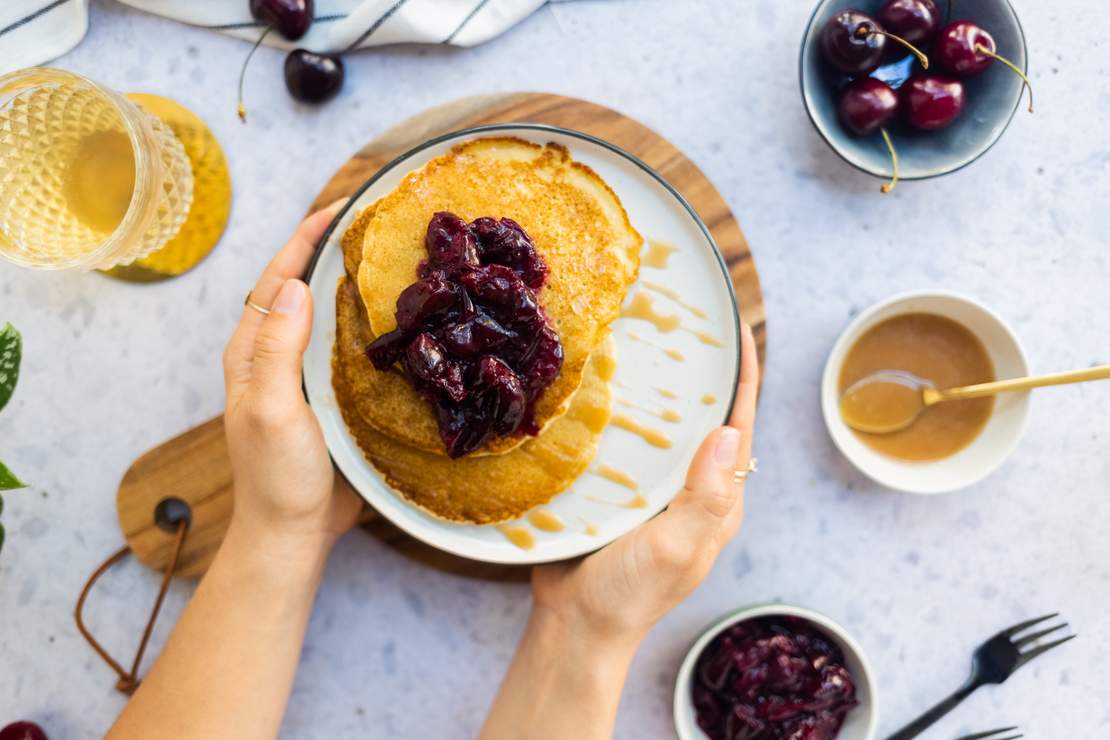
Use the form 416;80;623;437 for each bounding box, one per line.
532;322;760;648
480;324;760;740
222;201;362;553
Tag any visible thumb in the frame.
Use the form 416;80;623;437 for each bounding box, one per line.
668;426;742;539
250;279;313;399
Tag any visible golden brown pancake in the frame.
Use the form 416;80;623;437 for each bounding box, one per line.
356;137;640;455
333;275;614;524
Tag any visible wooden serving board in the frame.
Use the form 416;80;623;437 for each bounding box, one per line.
117;93;766;581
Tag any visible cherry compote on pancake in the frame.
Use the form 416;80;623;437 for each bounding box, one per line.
692;616;858;740
365;212;563;458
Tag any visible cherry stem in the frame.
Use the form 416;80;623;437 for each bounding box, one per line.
858;25;929;69
975;43;1034;113
237;27;272;124
879;127;899;194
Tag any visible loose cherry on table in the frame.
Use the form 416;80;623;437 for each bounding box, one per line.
238;0;347;121
877;0;941;46
902;74;966;130
249;0;313;41
837;78;901;192
935;20;1034;111
284;50;345;104
820;10;929;75
0;721;48;740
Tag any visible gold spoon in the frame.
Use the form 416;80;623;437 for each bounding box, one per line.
841;365;1110;435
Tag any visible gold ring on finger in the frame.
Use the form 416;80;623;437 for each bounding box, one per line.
244;290;271;316
734;457;758;484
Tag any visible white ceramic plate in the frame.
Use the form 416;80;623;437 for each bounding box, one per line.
821;290;1030;494
673;604;878;740
302;124;741;564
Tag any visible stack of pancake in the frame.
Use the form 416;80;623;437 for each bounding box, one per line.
331;137;641;524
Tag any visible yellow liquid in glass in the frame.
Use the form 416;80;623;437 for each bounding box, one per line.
0;71;197;271
63;129;136;234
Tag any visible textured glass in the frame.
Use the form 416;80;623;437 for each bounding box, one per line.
0;69;193;270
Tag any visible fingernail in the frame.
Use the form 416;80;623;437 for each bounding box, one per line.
714;427;741;467
272;279;306;314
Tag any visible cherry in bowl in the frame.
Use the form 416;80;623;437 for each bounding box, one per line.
801;0;1031;186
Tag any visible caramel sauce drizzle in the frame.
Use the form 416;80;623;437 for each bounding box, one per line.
702;393;718;405
622;293;681;332
642;280;708;319
655;387;680;400
497;525;535;550
628;331;685;362
593;464;639;490
611;414;673;449
642;239;679;269
617;398;682;424
577;517;600;536
527;509;565;533
623;293;723;348
588;493;648;509
688;329;723;347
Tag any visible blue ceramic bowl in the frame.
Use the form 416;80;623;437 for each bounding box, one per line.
800;0;1028;183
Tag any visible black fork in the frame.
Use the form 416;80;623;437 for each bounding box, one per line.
886;614;1075;740
955;728;1023;740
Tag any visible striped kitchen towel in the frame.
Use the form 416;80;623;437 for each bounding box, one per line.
0;0;548;76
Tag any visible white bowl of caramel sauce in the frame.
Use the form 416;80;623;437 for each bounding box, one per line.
822;290;1030;494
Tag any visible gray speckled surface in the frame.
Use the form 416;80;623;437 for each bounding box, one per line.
1;1;1108;737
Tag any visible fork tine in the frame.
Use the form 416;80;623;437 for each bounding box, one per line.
1014;622;1067;647
955;728;1020;740
1001;613;1058;637
1018;634;1077;666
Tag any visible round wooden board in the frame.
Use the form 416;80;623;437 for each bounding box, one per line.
117;93;765;582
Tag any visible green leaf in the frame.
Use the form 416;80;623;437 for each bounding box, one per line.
0;322;20;413
0;461;27;490
0;521;5;555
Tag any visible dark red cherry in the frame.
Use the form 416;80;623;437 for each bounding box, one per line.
821;9;930;75
459;264;540;331
838;79;902;193
935;20;996;75
902;74;966;130
471;217;547;290
403;333;467;403
0;722;48;740
935;21;1034;111
519;326;564;392
441;312;515;359
284;50;343;104
238;0;321;122
436;401;492;459
250;0;313;41
821;10;887;75
394;274;460;332
838;78;899;135
877;0;940;45
426;212;480;272
475;356;527;435
365;328;409;370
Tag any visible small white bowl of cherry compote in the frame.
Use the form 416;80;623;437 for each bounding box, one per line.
674;604;878;740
